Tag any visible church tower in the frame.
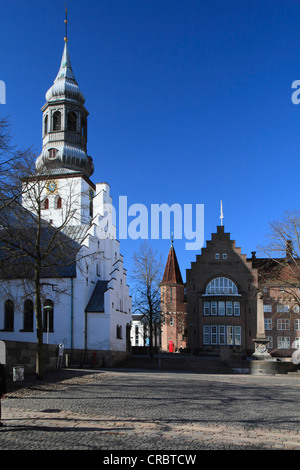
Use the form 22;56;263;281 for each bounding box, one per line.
23;13;95;228
160;241;187;352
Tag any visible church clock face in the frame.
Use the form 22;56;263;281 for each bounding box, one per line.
46;180;58;194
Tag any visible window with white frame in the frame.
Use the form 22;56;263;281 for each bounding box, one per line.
205;277;238;295
277;336;290;349
265;318;272;330
277;319;290;330
219;325;226;345
263;305;272;313
234;326;241;345
211;301;217;315
226;301;233;315
215;253;220;259
218;301;225;316
234;302;240;316
266;336;273;349
202;300;240;316
204;302;210;315
294;319;300;331
203;326;210;345
203;325;241;346
211;325;218;345
222;253;227;259
227;325;233;345
293;304;300;313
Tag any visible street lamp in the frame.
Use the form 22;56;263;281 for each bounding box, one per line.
43;304;52;344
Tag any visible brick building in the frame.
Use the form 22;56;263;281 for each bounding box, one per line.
160;225;300;360
160;241;187;352
185;225;263;357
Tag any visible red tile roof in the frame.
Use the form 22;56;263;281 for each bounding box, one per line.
161;242;183;285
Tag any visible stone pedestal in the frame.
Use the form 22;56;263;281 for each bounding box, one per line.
252;337;271;360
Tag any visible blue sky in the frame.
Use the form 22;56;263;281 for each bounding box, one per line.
1;0;300;283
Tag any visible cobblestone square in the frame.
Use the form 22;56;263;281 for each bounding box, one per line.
1;368;300;451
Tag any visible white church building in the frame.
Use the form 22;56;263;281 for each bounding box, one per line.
0;32;132;367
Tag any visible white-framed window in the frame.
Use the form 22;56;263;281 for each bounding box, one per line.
206;277;238;295
219;325;226;345
266;336;273;349
203;326;210;345
264;305;272;313
211;301;217;315
203;325;241;346
215;253;220;259
293;304;300;313
277;336;290;349
226;301;233;315
277;305;289;312
234;326;241;345
294;319;300;331
211;325;218;345
234;302;240;316
204;302;210;315
265;318;272;330
222;253;227;259
277;319;290;330
218;301;225;316
227;325;233;345
170;316;174;326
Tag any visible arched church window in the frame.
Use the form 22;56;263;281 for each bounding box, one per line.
42;198;49;210
205;277;238;295
43;300;54;332
23;299;34;331
56;196;62;209
53;111;61;131
4;299;14;331
67;111;77;131
48;148;58;160
44;115;48;135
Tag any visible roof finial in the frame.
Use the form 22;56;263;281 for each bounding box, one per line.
64;3;68;42
171;231;174;248
220;200;224;226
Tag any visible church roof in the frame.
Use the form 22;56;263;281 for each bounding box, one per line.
161;242;183;285
85;280;109;312
45;41;85;104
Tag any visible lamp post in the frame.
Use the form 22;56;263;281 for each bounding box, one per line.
43;304;52;344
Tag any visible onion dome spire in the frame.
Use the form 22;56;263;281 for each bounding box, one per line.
36;9;94;178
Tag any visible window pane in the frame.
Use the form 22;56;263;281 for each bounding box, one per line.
211;302;217;315
218;301;225;315
234;302;240;316
226;301;233;315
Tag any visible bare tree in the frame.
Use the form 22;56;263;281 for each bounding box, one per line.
0;119;93;380
257;209;300;310
131;241;164;357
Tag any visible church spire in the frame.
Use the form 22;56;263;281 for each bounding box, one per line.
161;241;184;285
35;10;94;178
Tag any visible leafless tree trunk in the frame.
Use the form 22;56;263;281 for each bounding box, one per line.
131;241;163;357
0;118;93;380
258;210;300;319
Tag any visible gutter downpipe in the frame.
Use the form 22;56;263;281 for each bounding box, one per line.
71;277;74;359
